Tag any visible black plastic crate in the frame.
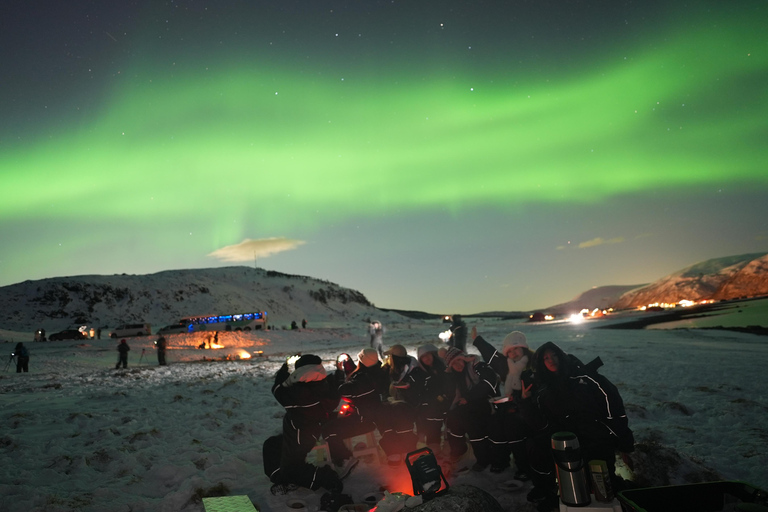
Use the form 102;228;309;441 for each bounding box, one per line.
617;481;768;512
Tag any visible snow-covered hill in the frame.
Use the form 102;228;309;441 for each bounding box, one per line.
611;252;768;310
0;267;408;333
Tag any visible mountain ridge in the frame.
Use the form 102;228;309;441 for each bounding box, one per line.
0;266;406;332
2;251;767;332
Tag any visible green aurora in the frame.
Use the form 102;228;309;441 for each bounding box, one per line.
4;17;765;228
1;4;767;310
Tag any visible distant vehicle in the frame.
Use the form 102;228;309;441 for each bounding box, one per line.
49;329;87;341
157;324;188;335
110;323;152;338
177;311;268;332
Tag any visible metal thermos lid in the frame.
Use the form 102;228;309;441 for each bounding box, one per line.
551;431;580;451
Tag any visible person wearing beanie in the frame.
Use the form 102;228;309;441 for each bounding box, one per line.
443;346;465;370
409;343;455;450
443;345;499;472
382;344;416;396
322;346;389;474
331;353;356;389
471;327;533;397
470;326;534;478
378;344;420;465
357;348;380;368
270;353;345;491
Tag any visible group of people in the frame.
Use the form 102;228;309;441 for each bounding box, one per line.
113;336;167;368
264;327;634;511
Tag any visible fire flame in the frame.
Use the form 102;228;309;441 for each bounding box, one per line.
238;350;252;359
210;342;225;349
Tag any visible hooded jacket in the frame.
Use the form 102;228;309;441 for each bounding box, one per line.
409;350;455;412
272;362;340;428
530;342;634;452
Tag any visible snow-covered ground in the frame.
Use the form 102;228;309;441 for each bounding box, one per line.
1;316;766;512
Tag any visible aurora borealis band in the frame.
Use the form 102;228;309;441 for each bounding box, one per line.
1;1;767;313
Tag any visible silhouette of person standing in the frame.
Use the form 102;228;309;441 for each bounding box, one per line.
116;339;130;369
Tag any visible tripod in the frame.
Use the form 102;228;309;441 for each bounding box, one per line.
4;353;16;372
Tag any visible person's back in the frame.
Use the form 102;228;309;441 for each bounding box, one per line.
274;367;339;427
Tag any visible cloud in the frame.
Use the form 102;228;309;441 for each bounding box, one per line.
578;237;625;249
208;238;306;262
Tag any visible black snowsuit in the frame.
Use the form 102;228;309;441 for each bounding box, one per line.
520;342;634;490
445;358;499;466
409;356;455;446
272;361;340;473
473;335;533;472
378;355;420;458
323;361;390;464
262;435;342;493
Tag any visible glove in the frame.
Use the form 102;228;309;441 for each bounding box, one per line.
287;354;301;366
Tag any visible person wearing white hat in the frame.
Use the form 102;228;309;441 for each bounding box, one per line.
322;348;388;476
471;326;534;478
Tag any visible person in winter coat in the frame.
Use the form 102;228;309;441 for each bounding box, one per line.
409;343;455;450
332;353;356;389
521;342;635;509
368;321;385;358
270;354;345;490
155;336;167;366
322;348;388;474
448;315;468;352
471;327;534;477
443;346;499;471
14;342;30;373
378;344;419;464
115;339;130;369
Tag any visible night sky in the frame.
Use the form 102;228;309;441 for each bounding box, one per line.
1;1;766;313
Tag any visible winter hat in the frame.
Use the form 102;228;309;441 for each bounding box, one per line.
502;331;528;357
417;343;438;360
295;354;322;369
357;348;380;367
443;347;465;371
383;344;407;358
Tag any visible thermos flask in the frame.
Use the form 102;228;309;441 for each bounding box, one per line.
551;431;591;507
